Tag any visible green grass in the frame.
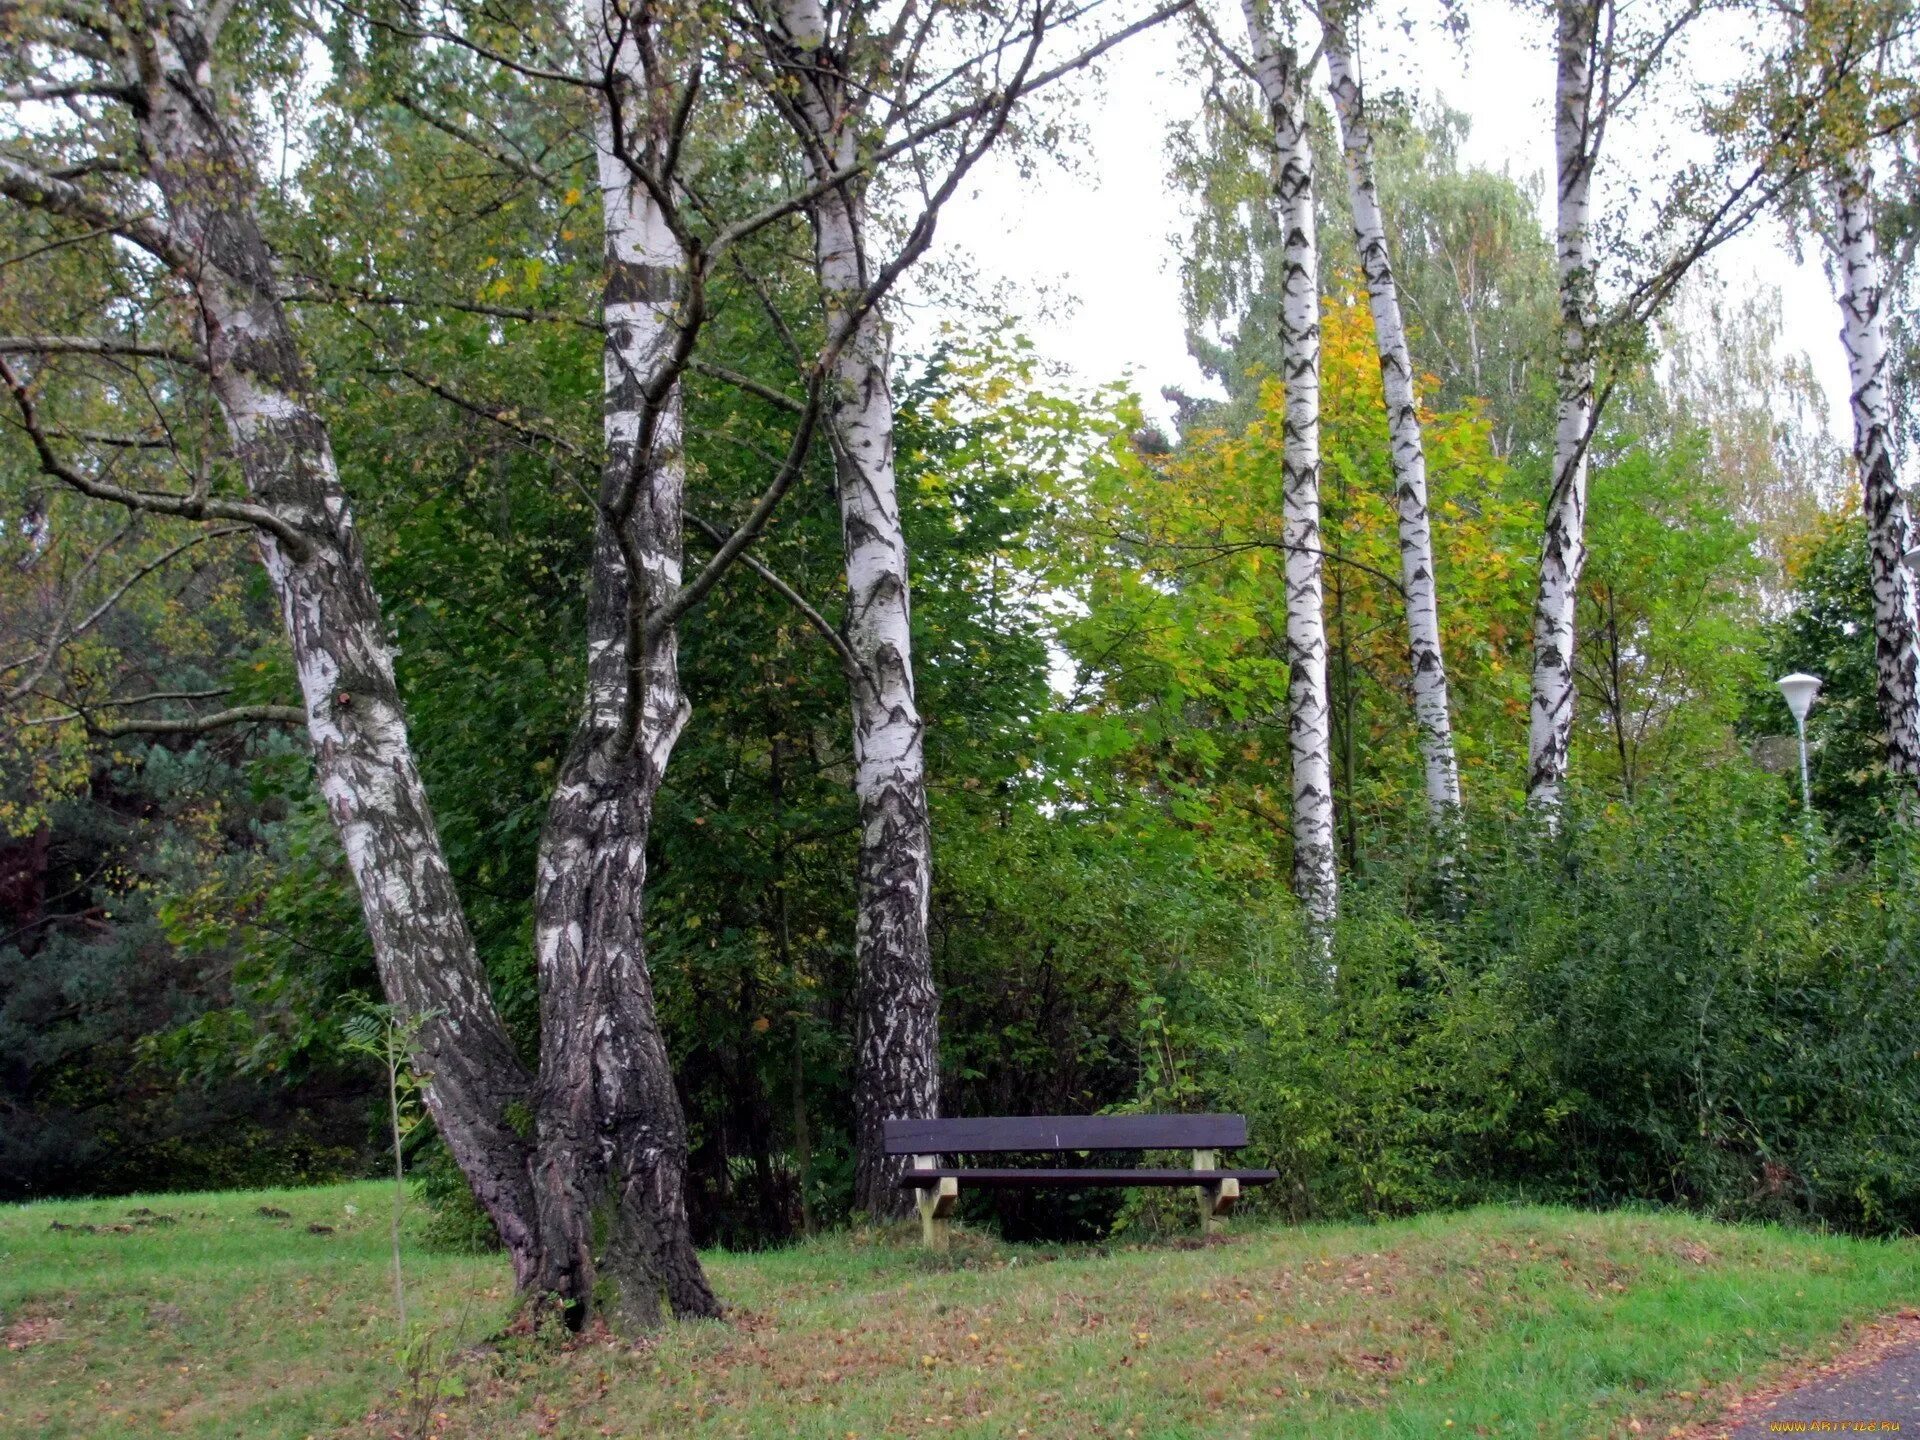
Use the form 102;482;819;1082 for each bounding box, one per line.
4;1183;1918;1438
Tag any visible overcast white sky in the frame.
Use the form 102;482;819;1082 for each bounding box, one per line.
911;0;1853;439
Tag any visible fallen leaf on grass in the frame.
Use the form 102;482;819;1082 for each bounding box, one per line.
3;1316;62;1351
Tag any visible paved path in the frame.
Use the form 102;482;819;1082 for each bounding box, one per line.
1728;1344;1920;1435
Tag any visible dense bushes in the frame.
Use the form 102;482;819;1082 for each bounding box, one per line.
1142;775;1920;1236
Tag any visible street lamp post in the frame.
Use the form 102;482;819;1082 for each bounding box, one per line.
1777;672;1822;818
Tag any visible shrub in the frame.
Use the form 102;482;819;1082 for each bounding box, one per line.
1143;773;1920;1235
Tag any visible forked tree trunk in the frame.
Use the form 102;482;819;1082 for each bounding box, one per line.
1830;150;1920;815
1528;0;1601;814
772;0;941;1219
525;0;719;1324
1243;0;1339;939
1323;22;1462;821
128;15;546;1285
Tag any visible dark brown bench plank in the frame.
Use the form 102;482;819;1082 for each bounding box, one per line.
883;1113;1248;1155
896;1168;1278;1188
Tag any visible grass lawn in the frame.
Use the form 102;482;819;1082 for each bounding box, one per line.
3;1183;1918;1438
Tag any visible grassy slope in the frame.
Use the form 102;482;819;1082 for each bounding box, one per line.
3;1183;1918;1439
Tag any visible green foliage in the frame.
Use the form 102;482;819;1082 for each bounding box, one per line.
1576;433;1765;798
1;9;1887;1267
1759;517;1898;849
0;744;373;1201
1137;776;1920;1235
411;1141;502;1255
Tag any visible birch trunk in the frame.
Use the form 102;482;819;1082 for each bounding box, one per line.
523;2;719;1324
1830;151;1920;814
129;16;543;1281
1528;0;1601;814
1243;0;1339;937
1323;25;1463;819
772;0;941;1219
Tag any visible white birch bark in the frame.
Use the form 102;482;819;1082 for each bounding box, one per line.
124;14;546;1282
1527;0;1601;814
523;0;718;1323
1243;0;1339;936
1830;149;1920;813
1323;24;1463;819
771;0;941;1219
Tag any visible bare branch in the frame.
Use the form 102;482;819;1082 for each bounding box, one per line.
373;364;588;459
29;703;307;735
688;512;864;686
82;686;235;707
0;79;134;104
706;0;1194;261
282;280;600;331
388;91;564;188
0;355;311;556
0;334;209;370
646;369;830;641
691;358;806;414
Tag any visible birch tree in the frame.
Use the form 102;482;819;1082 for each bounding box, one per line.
746;0;962;1220
1239;0;1339;933
1814;5;1920;815
1518;0;1866;811
1835;248;1920;818
753;0;943;1219
1320;6;1462;820
1526;0;1602;814
519;0;719;1322
0;1;551;1290
727;0;1189;1211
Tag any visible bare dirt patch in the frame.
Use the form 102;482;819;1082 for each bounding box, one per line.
3;1314;63;1351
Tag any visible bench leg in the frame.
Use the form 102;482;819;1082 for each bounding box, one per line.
913;1154;957;1252
1192;1149;1239;1235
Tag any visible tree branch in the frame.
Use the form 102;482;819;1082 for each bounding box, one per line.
0;356;311;557
0;334;209;370
0;154;195;273
688;512;864;686
691;358;806;414
31;703;308;736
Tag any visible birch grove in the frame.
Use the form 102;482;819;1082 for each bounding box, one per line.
1240;0;1339;933
0;0;1189;1320
1527;0;1602;814
9;0;1916;1340
1321;14;1463;820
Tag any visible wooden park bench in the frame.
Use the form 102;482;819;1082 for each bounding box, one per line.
886;1113;1279;1250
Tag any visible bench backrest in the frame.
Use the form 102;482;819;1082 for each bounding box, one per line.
882;1114;1247;1156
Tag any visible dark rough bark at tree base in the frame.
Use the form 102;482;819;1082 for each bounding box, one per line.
531;672;718;1322
851;774;941;1217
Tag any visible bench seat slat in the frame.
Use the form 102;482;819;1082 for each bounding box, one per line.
896;1167;1278;1189
883;1113;1248;1155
